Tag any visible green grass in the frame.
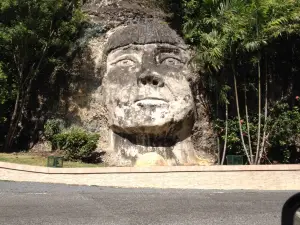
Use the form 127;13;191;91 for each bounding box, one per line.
0;153;105;168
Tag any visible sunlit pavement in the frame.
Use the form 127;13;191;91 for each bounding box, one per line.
0;181;296;225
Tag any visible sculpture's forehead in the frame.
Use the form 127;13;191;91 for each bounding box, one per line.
104;22;187;55
107;43;188;56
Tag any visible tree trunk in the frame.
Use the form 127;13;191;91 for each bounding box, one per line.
216;95;221;165
221;102;228;165
244;83;253;164
3;37;51;152
255;56;262;164
217;137;221;165
258;58;269;164
3;90;21;152
233;64;251;164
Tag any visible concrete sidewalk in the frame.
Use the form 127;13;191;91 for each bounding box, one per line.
1;162;300;190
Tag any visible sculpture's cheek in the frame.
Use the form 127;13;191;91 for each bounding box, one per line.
105;67;138;86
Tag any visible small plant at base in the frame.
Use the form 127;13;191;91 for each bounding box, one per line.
44;119;65;141
51;127;100;161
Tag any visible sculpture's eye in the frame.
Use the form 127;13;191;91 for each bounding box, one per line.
112;59;136;67
160;57;183;67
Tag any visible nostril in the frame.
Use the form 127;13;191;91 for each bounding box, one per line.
141;78;147;85
152;80;158;86
138;74;164;87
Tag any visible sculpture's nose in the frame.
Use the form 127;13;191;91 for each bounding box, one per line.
138;72;164;87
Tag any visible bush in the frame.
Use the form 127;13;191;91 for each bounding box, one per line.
44;119;65;141
51;127;100;161
268;104;300;163
215;101;300;164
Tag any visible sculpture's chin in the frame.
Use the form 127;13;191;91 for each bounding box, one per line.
111;116;177;135
109;98;195;135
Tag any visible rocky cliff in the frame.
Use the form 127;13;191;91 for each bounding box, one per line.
51;0;217;166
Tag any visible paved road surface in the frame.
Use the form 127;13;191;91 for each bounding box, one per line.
0;181;296;225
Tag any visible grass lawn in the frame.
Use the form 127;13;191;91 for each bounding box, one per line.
0;153;105;168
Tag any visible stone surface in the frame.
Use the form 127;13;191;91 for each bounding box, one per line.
52;0;216;166
135;152;168;167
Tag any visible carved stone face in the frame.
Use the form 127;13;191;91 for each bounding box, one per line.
102;23;195;136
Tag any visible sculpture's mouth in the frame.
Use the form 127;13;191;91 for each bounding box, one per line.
135;98;168;106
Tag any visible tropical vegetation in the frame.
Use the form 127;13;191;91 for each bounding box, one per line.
1;0;300;164
183;0;300;164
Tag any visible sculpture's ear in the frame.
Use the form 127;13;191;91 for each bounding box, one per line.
281;192;300;225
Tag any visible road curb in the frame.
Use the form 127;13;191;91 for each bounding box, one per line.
1;161;300;174
1;162;300;190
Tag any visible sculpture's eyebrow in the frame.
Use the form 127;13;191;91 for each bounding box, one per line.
107;45;143;66
155;45;184;55
122;45;142;51
108;45;143;56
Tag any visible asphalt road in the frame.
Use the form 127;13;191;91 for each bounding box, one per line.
0;181;297;225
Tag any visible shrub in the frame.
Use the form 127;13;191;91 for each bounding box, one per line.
51;127;100;161
44;119;65;141
215;102;300;163
268;104;300;163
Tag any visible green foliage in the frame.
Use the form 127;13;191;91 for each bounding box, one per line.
183;0;300;73
215;101;300;163
183;0;300;164
0;0;85;150
183;0;250;72
215;117;256;156
44;119;100;162
51;127;100;161
267;102;300;163
269;103;300;147
44;119;65;141
1;0;300;165
0;0;84;72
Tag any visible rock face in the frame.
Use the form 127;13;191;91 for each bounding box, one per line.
57;0;216;166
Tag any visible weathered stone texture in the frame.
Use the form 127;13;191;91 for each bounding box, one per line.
54;0;217;166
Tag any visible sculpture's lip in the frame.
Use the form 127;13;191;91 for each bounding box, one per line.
134;98;169;106
134;97;168;103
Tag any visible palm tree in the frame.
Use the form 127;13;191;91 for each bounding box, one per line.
183;0;300;164
184;0;253;164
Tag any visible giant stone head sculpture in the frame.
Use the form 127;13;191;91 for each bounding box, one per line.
103;22;193;133
66;0;216;166
101;21;207;166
